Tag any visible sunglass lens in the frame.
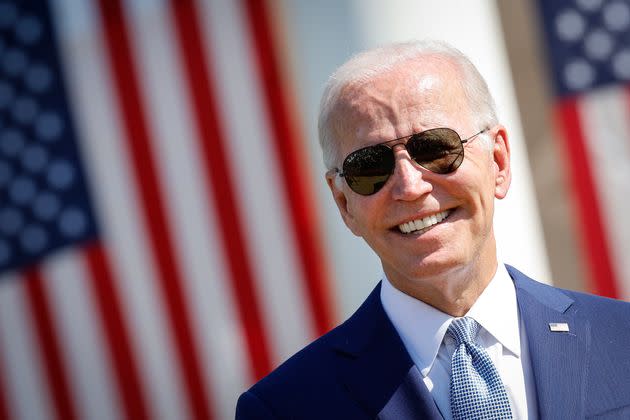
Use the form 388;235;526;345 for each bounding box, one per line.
407;128;464;174
343;144;394;195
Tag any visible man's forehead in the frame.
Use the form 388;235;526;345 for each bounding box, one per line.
331;61;468;141
339;75;450;118
343;62;452;100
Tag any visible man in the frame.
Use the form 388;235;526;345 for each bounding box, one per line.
236;41;630;419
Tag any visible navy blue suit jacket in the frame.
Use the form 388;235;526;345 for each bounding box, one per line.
236;266;630;419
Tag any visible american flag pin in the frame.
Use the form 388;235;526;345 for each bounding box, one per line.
548;322;570;332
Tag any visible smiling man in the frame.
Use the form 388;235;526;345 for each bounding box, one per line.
236;41;630;419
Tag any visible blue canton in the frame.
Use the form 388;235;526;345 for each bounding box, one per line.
538;0;630;97
0;0;98;275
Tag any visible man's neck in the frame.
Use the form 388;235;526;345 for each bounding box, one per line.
386;253;499;317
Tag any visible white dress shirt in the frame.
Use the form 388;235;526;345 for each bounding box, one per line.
380;263;538;419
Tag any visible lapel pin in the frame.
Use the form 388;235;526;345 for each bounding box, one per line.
548;322;570;332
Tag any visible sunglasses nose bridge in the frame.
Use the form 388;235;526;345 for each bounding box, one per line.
387;137;411;154
389;140;414;163
389;152;433;200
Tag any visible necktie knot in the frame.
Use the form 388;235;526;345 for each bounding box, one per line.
447;316;481;346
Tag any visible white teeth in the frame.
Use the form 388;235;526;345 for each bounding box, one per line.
398;210;451;234
401;222;412;233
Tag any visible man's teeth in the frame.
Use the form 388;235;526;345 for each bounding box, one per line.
398;210;450;234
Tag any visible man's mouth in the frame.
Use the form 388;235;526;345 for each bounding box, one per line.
398;210;452;234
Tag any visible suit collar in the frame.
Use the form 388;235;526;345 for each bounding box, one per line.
331;283;442;419
508;265;589;420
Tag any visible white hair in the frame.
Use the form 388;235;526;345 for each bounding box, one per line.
318;40;498;170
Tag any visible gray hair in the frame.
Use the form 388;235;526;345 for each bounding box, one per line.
317;40;498;170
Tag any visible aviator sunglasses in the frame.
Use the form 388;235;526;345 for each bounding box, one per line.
333;127;488;195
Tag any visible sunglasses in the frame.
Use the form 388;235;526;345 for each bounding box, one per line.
334;127;488;195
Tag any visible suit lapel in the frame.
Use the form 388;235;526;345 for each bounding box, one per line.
509;266;589;419
332;283;442;419
378;366;443;420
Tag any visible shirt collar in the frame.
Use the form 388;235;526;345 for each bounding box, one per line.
466;262;521;357
380;274;452;377
380;262;520;377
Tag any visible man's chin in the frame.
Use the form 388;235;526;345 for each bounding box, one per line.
384;254;463;284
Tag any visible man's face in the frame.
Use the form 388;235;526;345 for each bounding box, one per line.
327;59;511;299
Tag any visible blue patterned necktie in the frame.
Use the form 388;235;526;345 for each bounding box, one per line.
448;317;513;420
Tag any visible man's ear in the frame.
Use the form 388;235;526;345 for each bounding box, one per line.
492;125;511;199
325;172;361;236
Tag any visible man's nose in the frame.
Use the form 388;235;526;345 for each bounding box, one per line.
389;153;433;201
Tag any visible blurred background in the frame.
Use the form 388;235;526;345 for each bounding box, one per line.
0;0;628;419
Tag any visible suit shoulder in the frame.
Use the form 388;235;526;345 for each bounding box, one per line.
562;287;630;320
236;390;277;419
238;285;385;416
248;320;348;393
237;320;357;417
508;264;630;321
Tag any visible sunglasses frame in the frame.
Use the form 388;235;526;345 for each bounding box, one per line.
332;127;489;195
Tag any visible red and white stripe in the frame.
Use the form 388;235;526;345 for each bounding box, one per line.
0;0;334;419
556;86;630;300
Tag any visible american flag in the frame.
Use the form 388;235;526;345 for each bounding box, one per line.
537;0;630;299
0;0;335;419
